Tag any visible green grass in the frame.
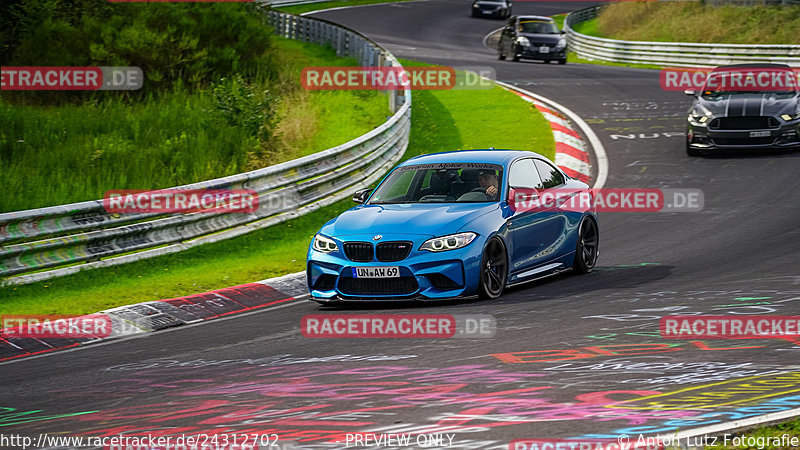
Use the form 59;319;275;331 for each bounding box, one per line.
552;13;567;30
0;37;386;213
574;2;800;44
0;62;554;316
277;0;415;16
706;417;800;449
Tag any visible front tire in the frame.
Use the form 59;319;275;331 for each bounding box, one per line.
558;58;567;65
478;237;508;299
573;217;599;274
686;139;701;156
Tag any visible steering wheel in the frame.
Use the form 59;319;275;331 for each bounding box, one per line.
469;187;487;193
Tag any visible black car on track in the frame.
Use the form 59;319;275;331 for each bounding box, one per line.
685;64;800;156
497;15;567;64
471;0;512;19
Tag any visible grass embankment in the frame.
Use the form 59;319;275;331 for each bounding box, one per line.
574;2;800;44
560;3;800;69
0;65;555;315
0;37;386;213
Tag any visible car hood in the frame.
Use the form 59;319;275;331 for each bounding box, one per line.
475;1;505;5
519;33;562;45
321;203;500;238
695;92;800;117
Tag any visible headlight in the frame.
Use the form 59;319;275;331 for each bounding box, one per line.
780;112;800;121
688;110;711;127
312;234;338;253
515;36;531;47
420;232;477;252
555;38;566;50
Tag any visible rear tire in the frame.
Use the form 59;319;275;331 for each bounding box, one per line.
573;217;599;274
478;237;508;299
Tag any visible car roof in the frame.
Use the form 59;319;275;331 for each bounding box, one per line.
713;63;791;71
400;149;548;167
516;15;555;22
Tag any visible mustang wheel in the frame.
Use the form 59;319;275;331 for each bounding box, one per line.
479;237;508;299
686;139;701;157
573;217;599;273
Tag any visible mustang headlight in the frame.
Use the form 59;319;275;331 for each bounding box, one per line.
688;110;711;127
420;232;477;252
515;36;531;47
555;38;567;50
312;234;338;253
780;112;800;121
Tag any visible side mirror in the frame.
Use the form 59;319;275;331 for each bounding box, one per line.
684;90;696;96
507;187;518;212
352;188;372;204
560;30;565;35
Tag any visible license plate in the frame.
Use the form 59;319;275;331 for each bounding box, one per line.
353;266;400;278
539;46;550;53
750;131;770;137
482;10;492;14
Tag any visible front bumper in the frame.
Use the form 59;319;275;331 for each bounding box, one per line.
687;122;800;151
517;45;566;61
473;7;506;17
307;238;482;302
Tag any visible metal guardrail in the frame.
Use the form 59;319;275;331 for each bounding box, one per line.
0;10;411;284
565;5;800;68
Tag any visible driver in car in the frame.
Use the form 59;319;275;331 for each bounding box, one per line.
478;170;499;200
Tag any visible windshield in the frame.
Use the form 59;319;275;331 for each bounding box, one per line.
369;163;504;204
702;70;799;96
518;20;559;34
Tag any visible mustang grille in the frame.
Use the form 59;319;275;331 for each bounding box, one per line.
343;242;373;262
376;242;412;262
338;277;418;296
713;137;775;146
710;116;779;130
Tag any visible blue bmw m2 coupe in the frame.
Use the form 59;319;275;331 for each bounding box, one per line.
306;149;598;303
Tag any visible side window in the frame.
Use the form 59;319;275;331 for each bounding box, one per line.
420;170;432;190
534;159;565;189
508;159;543;189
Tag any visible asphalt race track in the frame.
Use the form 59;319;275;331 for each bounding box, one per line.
3;1;800;449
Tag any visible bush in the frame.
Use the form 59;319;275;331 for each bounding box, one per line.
2;0;275;99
